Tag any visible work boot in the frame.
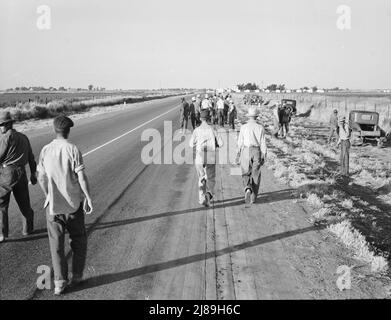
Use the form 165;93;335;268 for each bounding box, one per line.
54;280;68;296
205;192;213;207
250;192;257;204
244;189;252;206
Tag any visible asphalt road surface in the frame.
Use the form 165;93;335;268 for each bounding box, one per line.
0;96;388;300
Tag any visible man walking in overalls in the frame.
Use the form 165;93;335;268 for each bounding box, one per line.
189;110;223;207
0;111;37;243
237;107;267;206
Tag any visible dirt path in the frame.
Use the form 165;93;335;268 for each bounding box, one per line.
211;162;390;299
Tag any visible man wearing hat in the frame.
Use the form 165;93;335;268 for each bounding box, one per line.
228;100;237;130
189;97;197;130
328;109;339;144
179;97;190;132
216;95;225;127
237;107;267;205
37;115;93;295
0;111;37;242
189;109;223;207
195;94;202;127
201;93;212;111
336;115;351;177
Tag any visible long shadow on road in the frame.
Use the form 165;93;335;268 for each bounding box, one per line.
68;223;328;294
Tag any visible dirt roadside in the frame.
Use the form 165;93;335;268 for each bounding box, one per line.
205;97;391;299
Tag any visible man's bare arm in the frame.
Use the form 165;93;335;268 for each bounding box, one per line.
77;170;93;213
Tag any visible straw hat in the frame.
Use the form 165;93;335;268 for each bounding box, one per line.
246;107;259;117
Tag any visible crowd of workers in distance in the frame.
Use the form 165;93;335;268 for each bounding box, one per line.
179;93;237;131
243;94;263;106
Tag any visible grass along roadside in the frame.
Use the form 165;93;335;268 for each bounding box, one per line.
2;93;182;123
233;94;391;275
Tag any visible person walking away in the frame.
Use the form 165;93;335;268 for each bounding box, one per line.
237;107;267;206
0;111;37;243
37;116;93;295
228;100;237;130
189;110;223;207
223;97;229;125
201;94;212;111
273;103;282;138
216;95;225;127
210;96;217;125
328;109;339;144
189;97;197;130
336;116;351;178
179;98;190;132
195;94;202;127
280;103;292;138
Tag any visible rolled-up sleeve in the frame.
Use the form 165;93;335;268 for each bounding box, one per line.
73;147;85;173
37;148;46;176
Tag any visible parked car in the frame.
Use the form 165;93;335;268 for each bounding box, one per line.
349;110;385;147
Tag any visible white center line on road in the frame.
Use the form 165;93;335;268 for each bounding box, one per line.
82;104;180;157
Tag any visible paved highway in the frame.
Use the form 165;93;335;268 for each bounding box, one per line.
0;95;388;300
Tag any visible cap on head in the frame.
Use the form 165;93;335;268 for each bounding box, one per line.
192;97;196;101
0;111;14;126
338;116;346;123
333;109;338;114
54;115;74;132
204;93;209;99
200;110;210;119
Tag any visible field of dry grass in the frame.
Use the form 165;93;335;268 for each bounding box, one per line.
260;92;391;132
0;90;186;122
233;92;391;274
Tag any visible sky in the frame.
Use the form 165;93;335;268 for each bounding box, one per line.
0;0;390;90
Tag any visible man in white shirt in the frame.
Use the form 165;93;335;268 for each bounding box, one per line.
216;96;225;127
189;110;223;207
237;107;267;205
37;116;93;295
336;115;351;177
201;94;212;111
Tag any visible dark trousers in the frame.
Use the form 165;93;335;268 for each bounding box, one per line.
340;140;350;176
46;203;87;282
0;166;34;237
279;122;289;137
218;110;224;126
190;114;196;130
229;113;235;130
328;126;339;143
240;147;263;199
181;116;188;130
195;112;201;127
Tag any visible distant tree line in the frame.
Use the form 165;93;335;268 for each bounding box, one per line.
237;83;260;91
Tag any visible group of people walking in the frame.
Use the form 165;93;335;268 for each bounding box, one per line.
189;105;267;207
1;95;353;296
0;111;93;295
180;93;237;131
